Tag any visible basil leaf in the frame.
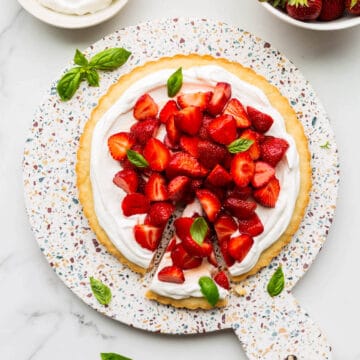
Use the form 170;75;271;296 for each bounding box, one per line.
101;353;132;360
190;217;208;245
227;138;254;154
199;276;220;307
74;49;88;66
86;68;100;87
267;266;285;297
89;48;131;70
126;149;149;168
57;67;84;101
167;67;183;97
90;277;112;305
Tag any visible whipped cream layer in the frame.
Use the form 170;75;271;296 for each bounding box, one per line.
90;65;300;273
38;0;112;15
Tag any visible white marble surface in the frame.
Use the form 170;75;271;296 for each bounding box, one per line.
1;0;360;359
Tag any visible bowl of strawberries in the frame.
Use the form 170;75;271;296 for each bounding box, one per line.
260;0;360;30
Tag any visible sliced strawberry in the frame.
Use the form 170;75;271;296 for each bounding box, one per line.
223;98;251;129
174;106;202;136
207;114;237;145
166;152;208;179
247;106;274;133
137;176;147;194
177;91;212;111
260;136;289;167
198;115;213;140
220;239;235;267
148;202;175;227
163;135;180;151
230;152;255;188
179;136;200;158
174;217;194;241
130;118;159;145
221;151;233;170
182;236;213;258
251;161;275;188
207;250;218;267
197;140;227;169
224;197;257;220
166;236;177;252
226;186;252;200
159;100;179;124
214;214;238;245
208;82;231;116
203;181;226;202
158;265;185;284
165;115;181;145
143;138;171;171
206;164;232;187
213;271;230;290
121;193;150;216
113;169;139;193
168;175;191;202
196;189;221;222
108;132;135;161
133;224;163;251
190;178;204;193
238;213;264;237
171;243;203;270
228;234;254;262
253;177;280;208
240;129;261;160
133;93;158;121
144;173;168;201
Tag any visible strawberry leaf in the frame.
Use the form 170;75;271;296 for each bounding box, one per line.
267;266;285;297
227;138;254;154
90;277;112;305
167;67;183;97
199;276;220;306
126;149;149;168
190;217;208;245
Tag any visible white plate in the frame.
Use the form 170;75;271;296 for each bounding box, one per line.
261;2;360;31
17;0;128;29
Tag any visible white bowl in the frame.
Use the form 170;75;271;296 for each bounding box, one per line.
18;0;128;29
261;2;360;30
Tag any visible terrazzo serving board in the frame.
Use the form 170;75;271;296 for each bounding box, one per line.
23;18;339;360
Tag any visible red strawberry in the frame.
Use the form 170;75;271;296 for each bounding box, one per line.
260;136;289;167
174;106;203;136
143;138;171;171
180;136;200;158
213;271;230;290
166;152;208;179
159;100;179;124
121;193;150;216
206;164;232;187
166;115;181;145
247;107;274;133
319;0;345;20
203;182;226;202
197;140;227;169
148;202;175;227
240;129;261;160
144;173;168;201
224;98;251;129
190;178;204;193
220;239;235;267
238;213;264;237
207;114;237;145
174;217;194;241
134;224;163;251
346;0;360;14
251;161;275;188
226;186;252;200
224;197;257;220
130;118;159;145
177;91;212;111
108;132;135;161
286;0;322;21
166;237;177;252
158;265;185;284
163;135;180;151
208;82;232;115
207;251;219;267
168;175;191;202
230;152;255;188
182;236;213;258
113;169;139;193
171;243;203;269
133;93;158;121
198;115;213;140
253;177;280;208
214;214;238;245
196;189;221;222
228;234;254;262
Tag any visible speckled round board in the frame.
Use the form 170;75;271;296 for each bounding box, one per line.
23;18;339;359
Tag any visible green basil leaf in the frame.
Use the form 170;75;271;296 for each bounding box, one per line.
167;67;183;97
90;277;112;305
101;353;132;360
74;49;88;66
89;48;131;70
190;217;208;245
199;276;220;307
227;138;254;154
57;67;84;101
267;266;285;297
126;149;149;168
86;68;100;87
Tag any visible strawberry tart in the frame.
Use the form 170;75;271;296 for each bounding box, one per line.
76;54;311;309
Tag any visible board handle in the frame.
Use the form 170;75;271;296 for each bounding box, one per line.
232;291;332;360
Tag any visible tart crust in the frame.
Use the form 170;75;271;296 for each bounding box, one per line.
76;54;311;291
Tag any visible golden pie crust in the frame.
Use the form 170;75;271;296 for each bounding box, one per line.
76;54;311;307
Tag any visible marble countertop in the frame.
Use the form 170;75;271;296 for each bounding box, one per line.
1;0;360;359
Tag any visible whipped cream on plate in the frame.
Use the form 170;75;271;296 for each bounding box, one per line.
38;0;112;15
